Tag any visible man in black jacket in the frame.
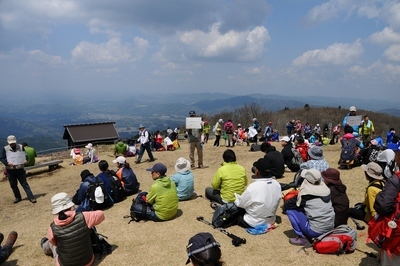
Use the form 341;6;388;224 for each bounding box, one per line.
280;136;300;172
260;142;284;178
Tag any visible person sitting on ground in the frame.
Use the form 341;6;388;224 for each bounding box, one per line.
96;160;116;196
145;163;178;221
205;149;248;205
300;146;330;173
271;130;280;142
387;135;399;151
185;232;224;266
260;142;284;178
72;169;113;212
171;157;194;201
113;138;127;158
262;122;274;142
386;127;396;147
153;130;164;151
280;136;300;172
234;158;281;229
41;192;105;266
113;156;140;196
374;142;400;265
125;140;137;157
70;148;83;165
358;139;381;165
295;136;309;163
0;231;18;264
321;168;349;227
339;125;364;167
83;143;98;164
22;142;36;166
349;162;385;223
286;169;334;246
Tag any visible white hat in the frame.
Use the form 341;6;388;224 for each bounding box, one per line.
253;118;257;121
237;123;241;127
280;136;290;142
94;187;104;204
174;157;191;173
51;192;75;214
349;106;356;112
113;156;126;164
218;119;223;123
7;135;17;144
85;143;93;149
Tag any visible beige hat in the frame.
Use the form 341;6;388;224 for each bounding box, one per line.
174;157;191;173
7;135;17;144
113;156;126;165
361;162;383;180
51;192;75;214
349;106;357;112
85;143;93;149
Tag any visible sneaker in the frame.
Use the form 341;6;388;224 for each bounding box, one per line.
3;231;18;249
135;160;141;164
0;233;4;246
29;198;37;203
40;237;48;248
289;236;310;246
149;159;156;162
191;165;196;170
198;164;204;169
210;202;221;210
13;198;21;204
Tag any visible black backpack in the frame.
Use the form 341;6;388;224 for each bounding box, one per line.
129;192;154;223
90;227;112;260
105;171;125;203
212;202;239;228
340;138;358;163
86;177;113;210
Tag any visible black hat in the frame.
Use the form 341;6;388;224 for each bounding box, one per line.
253;158;272;177
186;232;220;264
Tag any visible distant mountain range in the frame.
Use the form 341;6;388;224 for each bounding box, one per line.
1;93;399;151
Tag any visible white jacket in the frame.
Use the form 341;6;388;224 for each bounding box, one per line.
234;177;281;227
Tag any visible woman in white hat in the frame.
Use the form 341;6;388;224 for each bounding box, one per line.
171;157;194;201
41;192;105;266
83;143;98;164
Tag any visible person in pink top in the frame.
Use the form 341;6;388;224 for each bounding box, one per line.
41;192;105;266
224;120;235;147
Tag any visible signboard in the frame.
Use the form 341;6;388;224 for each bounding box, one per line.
346;115;362;127
7;150;26;166
186;117;202;129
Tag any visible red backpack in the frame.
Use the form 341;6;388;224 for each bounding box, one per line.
368;172;400;256
313;225;357;254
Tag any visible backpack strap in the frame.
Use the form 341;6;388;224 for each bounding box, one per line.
368;180;385;191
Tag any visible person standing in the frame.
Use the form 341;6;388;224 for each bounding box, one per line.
0;135;36;203
213;119;223;147
22;142;36;166
342;106;360;134
186;111;203;169
224;119;234;147
359;115;375;146
136;124;155;164
202;121;211;144
263;122;274;142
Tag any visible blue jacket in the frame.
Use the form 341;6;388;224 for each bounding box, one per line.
171;170;194;201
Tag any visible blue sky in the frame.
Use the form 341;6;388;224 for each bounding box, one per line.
0;0;399;102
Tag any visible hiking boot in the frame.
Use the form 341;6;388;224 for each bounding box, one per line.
191;165;196;170
289;236;310;246
135;160;141;164
0;233;3;246
149;159;155;162
29;198;37;203
13;198;21;204
3;231;18;249
40;237;48;248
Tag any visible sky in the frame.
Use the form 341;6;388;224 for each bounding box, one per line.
0;0;399;102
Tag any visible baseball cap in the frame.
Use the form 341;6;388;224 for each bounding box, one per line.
280;136;290;142
7;135;17;144
113;156;126;164
146;163;167;175
189;110;196;116
349;106;357;112
186;232;220;264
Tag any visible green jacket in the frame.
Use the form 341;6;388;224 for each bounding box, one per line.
24;146;37;166
114;142;127;156
147;176;178;221
211;162;248;202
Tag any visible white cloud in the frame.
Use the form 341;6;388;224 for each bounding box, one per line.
172;24;270;62
71;37;148;65
27;50;62;65
369;27;400;45
349;60;400;83
303;0;360;24
244;66;265;74
384;44;400;62
292;39;363;67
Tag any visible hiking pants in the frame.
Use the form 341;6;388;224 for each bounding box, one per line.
137;142;154;162
286;209;321;240
189;141;203;167
7;169;34;200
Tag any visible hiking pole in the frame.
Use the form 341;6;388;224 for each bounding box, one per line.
355;248;377;258
350;217;365;230
196;216;246;247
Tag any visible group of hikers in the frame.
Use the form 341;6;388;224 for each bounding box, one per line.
1;105;400;266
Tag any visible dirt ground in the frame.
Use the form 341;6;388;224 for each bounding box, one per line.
0;140;380;266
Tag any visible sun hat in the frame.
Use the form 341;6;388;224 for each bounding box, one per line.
308;146;324;160
321;168;342;186
349;106;357;112
297;169;330;206
139;124;145;129
186;232;220;265
300;168;322;185
113;156;126;165
146;163;167;175
280;136;290;142
361;162;383;180
7;135;17;144
175;157;191;173
85;143;93;149
218;119;223;123
51;192;75;215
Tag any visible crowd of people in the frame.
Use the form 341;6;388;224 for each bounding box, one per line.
1;105;400;266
